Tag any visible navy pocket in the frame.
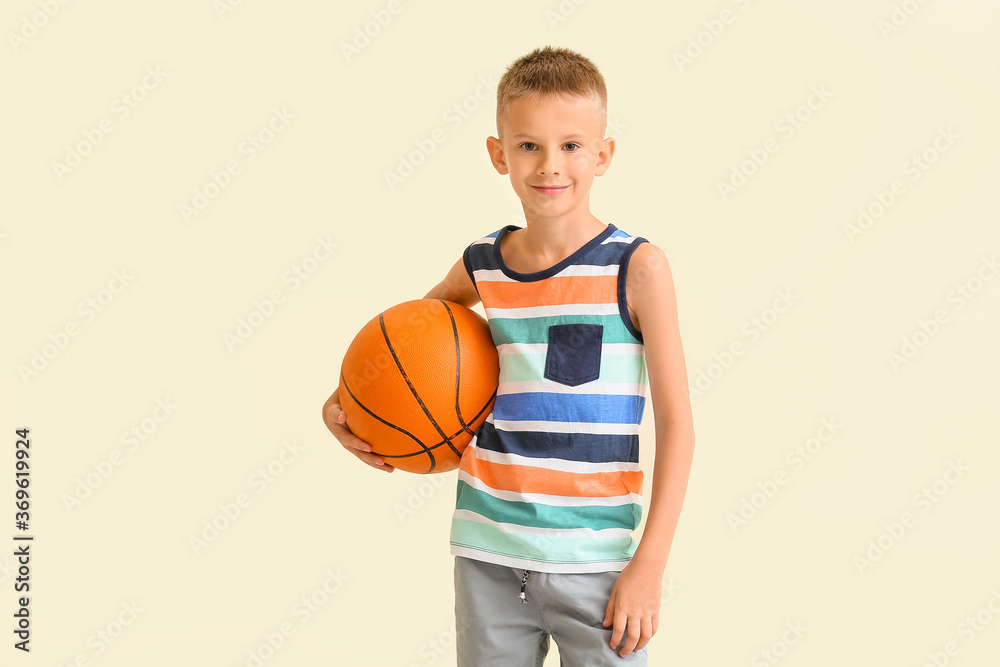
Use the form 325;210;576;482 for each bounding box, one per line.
544;323;604;386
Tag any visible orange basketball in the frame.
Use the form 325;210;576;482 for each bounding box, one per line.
338;299;499;474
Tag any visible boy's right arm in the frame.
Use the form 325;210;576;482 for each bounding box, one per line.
322;256;480;472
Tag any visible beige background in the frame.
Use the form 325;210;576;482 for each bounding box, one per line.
3;1;999;665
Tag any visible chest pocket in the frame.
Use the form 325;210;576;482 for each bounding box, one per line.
544;323;604;386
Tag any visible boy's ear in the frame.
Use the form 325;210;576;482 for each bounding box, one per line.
486;136;509;175
594;136;615;177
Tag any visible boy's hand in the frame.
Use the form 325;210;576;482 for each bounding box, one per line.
602;558;661;657
322;389;394;473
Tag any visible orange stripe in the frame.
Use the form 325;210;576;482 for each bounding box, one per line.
462;450;643;499
477;275;617;309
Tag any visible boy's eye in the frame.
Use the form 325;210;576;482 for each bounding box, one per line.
518;142;581;151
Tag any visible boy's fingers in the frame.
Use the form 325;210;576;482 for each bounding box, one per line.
602;590;615;628
618;618;640;657
356;450;394;472
324;397;389;471
635;617;653;652
344;443;394;472
610;611;626;651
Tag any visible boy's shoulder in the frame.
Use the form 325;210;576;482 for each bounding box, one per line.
465;225;513;247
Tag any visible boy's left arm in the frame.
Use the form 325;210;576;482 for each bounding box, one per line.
603;242;696;658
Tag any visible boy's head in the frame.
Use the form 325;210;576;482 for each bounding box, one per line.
488;46;615;222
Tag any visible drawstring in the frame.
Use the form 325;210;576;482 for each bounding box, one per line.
518;570;530;603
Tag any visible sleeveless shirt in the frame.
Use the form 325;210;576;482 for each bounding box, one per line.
449;223;650;573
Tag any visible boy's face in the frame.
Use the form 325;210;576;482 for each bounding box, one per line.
487;93;614;223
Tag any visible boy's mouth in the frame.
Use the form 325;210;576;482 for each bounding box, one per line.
530;184;570;196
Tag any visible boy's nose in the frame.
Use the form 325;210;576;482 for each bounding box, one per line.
537;150;561;175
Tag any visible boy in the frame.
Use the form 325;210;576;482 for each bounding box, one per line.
323;46;695;665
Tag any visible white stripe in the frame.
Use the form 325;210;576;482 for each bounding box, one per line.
472;236;496;245
458;470;642;507
497;342;644;356
472;268;512;282
469;441;641;473
490;418;640;436
497;380;646;396
472;265;621;282
601;235;637;244
448;546;629;573
485;303;618;319
553;264;619;277
452;509;633;539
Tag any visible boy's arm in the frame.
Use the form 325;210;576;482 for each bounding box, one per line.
322;256;480;471
603;242;696;657
422;255;481;306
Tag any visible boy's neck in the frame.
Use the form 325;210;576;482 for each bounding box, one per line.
517;206;607;258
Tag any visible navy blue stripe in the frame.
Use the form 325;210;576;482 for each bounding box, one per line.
617;237;647;343
462;243;480;298
476;420;639;463
494;392;644;424
465;242;499;272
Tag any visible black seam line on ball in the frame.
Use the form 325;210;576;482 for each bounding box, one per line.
340;371;437;473
380;311;461;463
379;390;495;459
341;381;491;459
442;301;473;451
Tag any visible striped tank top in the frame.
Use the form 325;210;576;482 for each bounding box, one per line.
449;223;649;573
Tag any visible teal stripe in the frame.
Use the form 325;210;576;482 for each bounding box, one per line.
499;351;647;384
455;481;641;531
490;313;638;345
450;518;638;564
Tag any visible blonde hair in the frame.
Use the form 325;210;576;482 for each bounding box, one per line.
495;46;607;138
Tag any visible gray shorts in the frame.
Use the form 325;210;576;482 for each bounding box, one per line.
454;556;649;666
